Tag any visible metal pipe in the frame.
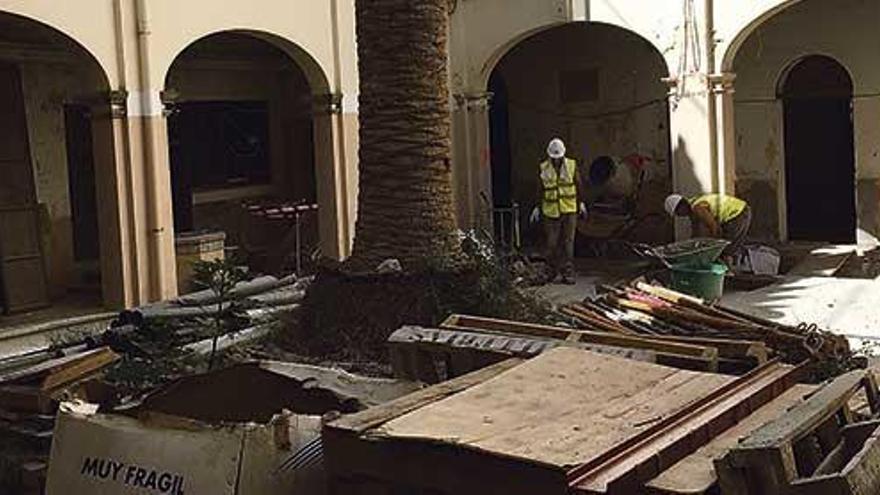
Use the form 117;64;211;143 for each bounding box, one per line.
134;0;173;300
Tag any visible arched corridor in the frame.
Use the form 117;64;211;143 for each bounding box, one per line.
486;22;673;249
164;31;336;289
0;11;118;313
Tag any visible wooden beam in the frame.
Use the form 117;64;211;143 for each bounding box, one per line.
441;315;718;360
568;361;802;494
327;358;523;434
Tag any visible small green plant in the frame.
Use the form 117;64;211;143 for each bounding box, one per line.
191;258;249;370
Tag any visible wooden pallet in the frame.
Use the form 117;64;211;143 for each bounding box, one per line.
716;370;880;494
387;325;657;383
325;348;800;495
440;314;720;371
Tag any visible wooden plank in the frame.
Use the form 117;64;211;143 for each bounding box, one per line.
0;347;117;387
372;348;732;471
327;358;523;434
840;429;880;494
389;326;658;366
569;361;802;494
646;384;815;494
791;428;880;495
562;305;637;335
323;425;569;495
442;314;718;359
736;370;870;452
645;334;768;364
717;370;878;494
40;347;119;391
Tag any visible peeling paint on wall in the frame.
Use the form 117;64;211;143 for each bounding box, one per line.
18;61;102;295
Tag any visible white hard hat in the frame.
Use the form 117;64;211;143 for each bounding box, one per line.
664;194;686;217
547;138;566;159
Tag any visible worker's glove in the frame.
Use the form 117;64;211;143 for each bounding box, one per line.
579;203;588;220
529;207;541;225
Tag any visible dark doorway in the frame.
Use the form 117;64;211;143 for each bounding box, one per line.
65;105;100;262
781;55;856;243
167;101;271;232
489;71;512;207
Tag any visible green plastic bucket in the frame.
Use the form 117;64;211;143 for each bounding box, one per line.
669;263;727;301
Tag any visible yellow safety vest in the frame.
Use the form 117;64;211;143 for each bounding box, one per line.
540;158;578;219
691;194;747;223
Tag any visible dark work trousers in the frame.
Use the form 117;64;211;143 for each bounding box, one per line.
721;205;752;258
544;213;577;279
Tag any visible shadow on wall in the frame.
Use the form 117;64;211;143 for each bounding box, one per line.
736;179;779;241
671;136;698;239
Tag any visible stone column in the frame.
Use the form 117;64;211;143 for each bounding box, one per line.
451;91;493;231
712;72;737;195
313;92;356;260
138;89;177;301
89;90;138;308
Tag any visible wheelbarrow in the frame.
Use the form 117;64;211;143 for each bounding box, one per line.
630;239;731;301
630;238;730;268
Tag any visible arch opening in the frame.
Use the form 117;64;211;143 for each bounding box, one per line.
165;31;327;286
486;22;673;253
0;11;118;316
780;55;855;243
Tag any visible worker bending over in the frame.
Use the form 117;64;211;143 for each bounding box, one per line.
665;193;752;260
530;138;587;285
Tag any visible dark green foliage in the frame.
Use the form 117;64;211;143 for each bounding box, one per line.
191;258;249;370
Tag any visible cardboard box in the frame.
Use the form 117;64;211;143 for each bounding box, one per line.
45;362;419;494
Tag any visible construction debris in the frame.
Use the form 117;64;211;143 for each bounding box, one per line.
0;272;313;493
323;348;841;495
388;325;658;383
562;281;853;379
716;370;880;494
359;270;872;494
45;362;419;495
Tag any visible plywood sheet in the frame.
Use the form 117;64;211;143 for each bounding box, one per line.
373;347;733;470
646;384;816;494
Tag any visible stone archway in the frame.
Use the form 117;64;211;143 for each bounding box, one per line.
484;22;673;248
0;10;123;313
164;31;338;288
729;0;876;242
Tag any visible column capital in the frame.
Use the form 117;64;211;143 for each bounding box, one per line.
160;89;181;117
108;89;128;119
314;93;344;115
453;92;493;111
709;72;737;95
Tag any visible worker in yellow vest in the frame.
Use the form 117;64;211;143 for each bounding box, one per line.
665;193;752;260
530;138;588;285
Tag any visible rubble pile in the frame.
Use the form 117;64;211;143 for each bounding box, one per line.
564;281;855;379
0;273;311;493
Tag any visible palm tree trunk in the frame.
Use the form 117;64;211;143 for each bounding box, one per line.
350;0;462;271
